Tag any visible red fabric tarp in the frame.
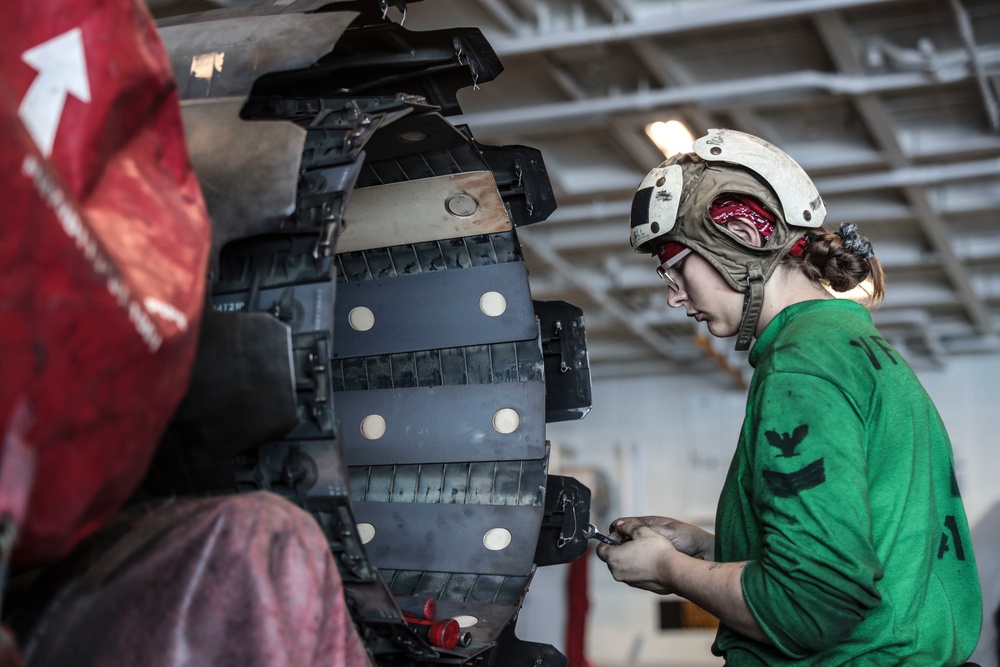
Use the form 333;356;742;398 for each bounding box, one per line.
0;0;211;568
20;492;372;667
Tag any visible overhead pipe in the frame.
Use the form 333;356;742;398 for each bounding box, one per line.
481;0;912;57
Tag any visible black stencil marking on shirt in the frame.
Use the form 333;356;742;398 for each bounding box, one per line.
849;335;898;371
762;458;825;497
765;424;808;458
937;515;967;561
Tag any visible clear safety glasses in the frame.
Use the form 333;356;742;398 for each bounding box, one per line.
655;247;691;292
656;265;680;291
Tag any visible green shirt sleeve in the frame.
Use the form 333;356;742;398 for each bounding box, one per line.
740;370;883;658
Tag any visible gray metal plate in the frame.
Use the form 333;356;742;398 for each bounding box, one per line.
181;99;304;270
337;381;545;465
338;172;512;253
159;12;356;99
352;502;543;576
333;262;537;358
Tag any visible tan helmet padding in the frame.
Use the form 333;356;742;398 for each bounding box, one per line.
665;157;808;294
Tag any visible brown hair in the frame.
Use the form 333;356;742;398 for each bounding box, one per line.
789;223;886;307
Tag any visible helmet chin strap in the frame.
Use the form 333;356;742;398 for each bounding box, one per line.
735;262;765;351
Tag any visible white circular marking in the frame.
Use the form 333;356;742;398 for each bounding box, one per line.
483;527;512;551
348;306;375;331
361;414;387;440
492;408;520;434
357;522;376;544
479;291;507;317
453;615;479;628
446;193;479;217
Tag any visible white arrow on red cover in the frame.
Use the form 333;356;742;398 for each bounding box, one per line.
18;27;92;157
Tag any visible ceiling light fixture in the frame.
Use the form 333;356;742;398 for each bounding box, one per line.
645;120;694;157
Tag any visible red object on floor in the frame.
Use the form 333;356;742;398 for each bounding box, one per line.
0;0;211;569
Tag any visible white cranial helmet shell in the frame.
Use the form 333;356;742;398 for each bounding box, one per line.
629;128;826;256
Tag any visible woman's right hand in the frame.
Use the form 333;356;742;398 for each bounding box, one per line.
608;516;715;561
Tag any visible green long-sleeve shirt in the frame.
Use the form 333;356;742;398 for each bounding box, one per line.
713;300;981;665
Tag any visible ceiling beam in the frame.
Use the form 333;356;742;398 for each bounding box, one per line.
949;0;1000;130
471;0;528;34
451;68;974;136
481;0;910;56
813;10;993;335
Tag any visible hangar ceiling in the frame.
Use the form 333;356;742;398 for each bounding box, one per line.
152;0;1000;384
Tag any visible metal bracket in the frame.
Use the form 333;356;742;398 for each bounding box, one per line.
533;475;591;567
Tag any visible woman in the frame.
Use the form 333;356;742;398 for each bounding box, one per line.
596;129;982;665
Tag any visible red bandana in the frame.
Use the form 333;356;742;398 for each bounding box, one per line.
655;195;808;262
709;196;807;257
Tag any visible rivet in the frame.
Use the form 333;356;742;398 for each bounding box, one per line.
348;306;375;331
655;176;665;187
446;193;479;217
650;221;660;234
357;522;376;544
710;146;722;155
483;527;512;551
361;414;387;440
399;130;428;142
480;291;507;317
493;408;520;434
803;210;812;222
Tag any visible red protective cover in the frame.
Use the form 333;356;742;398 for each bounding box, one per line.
20;493;372;667
0;0;211;568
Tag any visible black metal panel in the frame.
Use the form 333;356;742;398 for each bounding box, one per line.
359;112;476;166
534;300;593;423
333;262;537;358
251;23;503;117
485;621;568;667
213;281;333;334
144;310;299;494
481;145;558;228
352;503;543;576
337;382;545;465
533;475;591;567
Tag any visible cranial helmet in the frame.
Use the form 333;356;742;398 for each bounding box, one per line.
629;128;826;350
